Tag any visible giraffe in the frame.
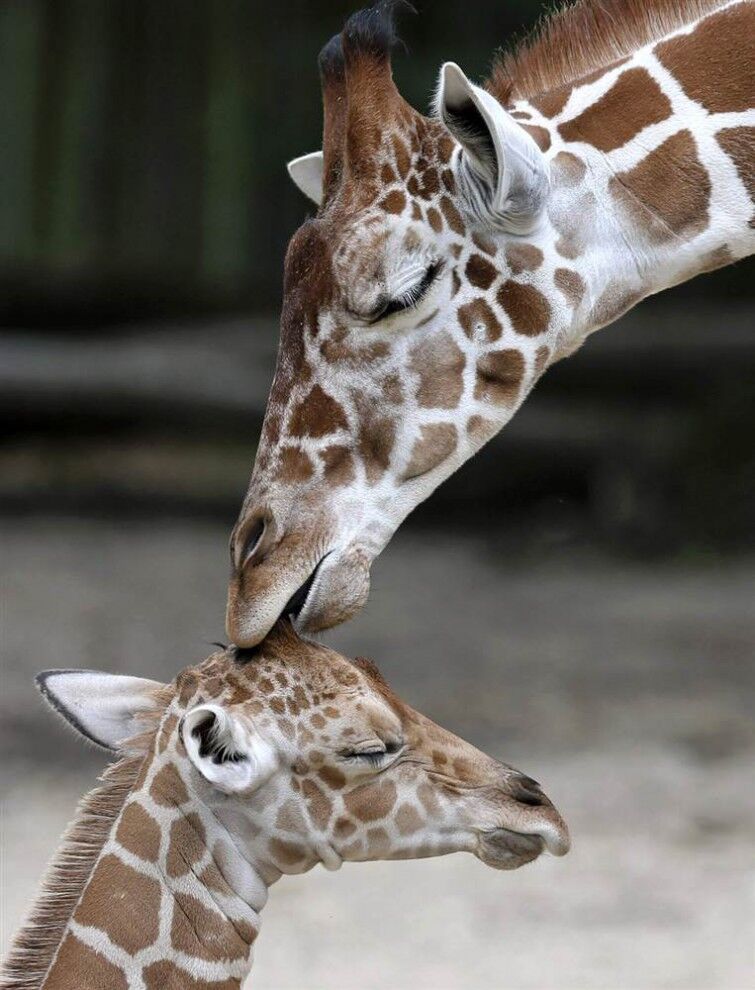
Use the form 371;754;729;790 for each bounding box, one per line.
1;623;569;989
225;0;755;646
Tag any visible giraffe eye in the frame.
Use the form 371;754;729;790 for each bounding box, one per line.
341;740;403;765
367;262;443;324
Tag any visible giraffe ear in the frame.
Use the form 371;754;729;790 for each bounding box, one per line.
36;669;164;751
287;151;324;205
182;703;279;795
436;62;549;234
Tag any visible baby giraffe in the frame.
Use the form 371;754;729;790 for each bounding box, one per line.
2;623;569;989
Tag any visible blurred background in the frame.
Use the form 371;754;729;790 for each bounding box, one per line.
1;1;753;988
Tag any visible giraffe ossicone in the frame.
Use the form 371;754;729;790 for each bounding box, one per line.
2;624;569;989
227;0;754;646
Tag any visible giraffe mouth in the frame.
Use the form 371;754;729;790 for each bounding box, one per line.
283;553;331;622
477;828;546;870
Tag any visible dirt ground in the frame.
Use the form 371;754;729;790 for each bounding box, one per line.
1;517;754;989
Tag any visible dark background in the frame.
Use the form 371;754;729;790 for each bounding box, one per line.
1;3;754;987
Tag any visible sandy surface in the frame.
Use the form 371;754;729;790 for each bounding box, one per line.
1;518;754;989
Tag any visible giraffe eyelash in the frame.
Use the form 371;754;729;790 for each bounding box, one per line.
368;261;443;324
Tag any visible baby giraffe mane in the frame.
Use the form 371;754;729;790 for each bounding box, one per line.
488;0;729;102
0;689;171;990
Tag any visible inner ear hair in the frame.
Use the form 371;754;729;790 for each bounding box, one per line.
445;98;497;179
190;710;247;765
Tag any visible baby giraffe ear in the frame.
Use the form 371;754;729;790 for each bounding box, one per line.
182;704;279;795
36;669;164;751
287;151;324;205
436;62;549;234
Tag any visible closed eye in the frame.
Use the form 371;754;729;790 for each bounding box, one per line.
342;740;404;765
366;262;443;325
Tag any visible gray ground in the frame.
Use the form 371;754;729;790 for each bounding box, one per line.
1;518;754;989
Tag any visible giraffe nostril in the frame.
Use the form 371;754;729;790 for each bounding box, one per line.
510;774;547;807
233;515;268;571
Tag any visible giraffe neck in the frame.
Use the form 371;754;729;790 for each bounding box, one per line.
24;746;270;990
513;0;753;361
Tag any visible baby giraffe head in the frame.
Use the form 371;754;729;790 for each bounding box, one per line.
40;624;569;879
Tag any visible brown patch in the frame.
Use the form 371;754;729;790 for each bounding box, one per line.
166;812;206;878
334;816;357;838
158;712;179;753
403;424;457;480
171;891;250;961
288;384;348;439
318;765;347;790
554;268;586;306
417;167;440;199
365;827;391;855
344;780;398;822
497;281;551;335
310;712;326;729
115;801;161;862
380;162;397;184
440;196;466;235
409;331;466;409
417;782;441;816
275;446;315;484
427;206;443;233
303;778;333;830
466;253;498;290
475;349;526;406
43;932;128;990
522;124;551;151
530;86;571;118
610;129;711;243
472;231;497;256
558;68;671;151
458;297;502;344
438;135;455;163
276;798;307;833
534;345;551;375
268;837;307;867
590;283;643;328
656;5;754;114
441;168;456;193
74;854;160;953
354;399;396;485
505;242;543;275
396;802;424;836
319;444;356;487
381;190;407;215
323;705;340;719
269;697;285;715
392;134;411;178
552;151;586;188
150;762;189;806
716;127;755;202
143;961;240;990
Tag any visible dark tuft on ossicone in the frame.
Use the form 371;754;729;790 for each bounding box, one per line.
318;32;346;82
341;0;413;63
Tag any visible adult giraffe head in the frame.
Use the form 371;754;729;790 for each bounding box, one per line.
228;0;755;644
228;1;554;644
4;625;569;987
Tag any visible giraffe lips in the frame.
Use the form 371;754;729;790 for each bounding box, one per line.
477;828;547;870
283;553;331;622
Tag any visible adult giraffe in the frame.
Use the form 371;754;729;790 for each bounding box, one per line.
227;0;754;646
1;625;568;989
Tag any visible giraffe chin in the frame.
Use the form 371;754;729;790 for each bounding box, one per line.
291;546;372;634
476;829;548;871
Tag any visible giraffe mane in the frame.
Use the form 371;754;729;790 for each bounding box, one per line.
487;0;729;104
0;687;172;990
